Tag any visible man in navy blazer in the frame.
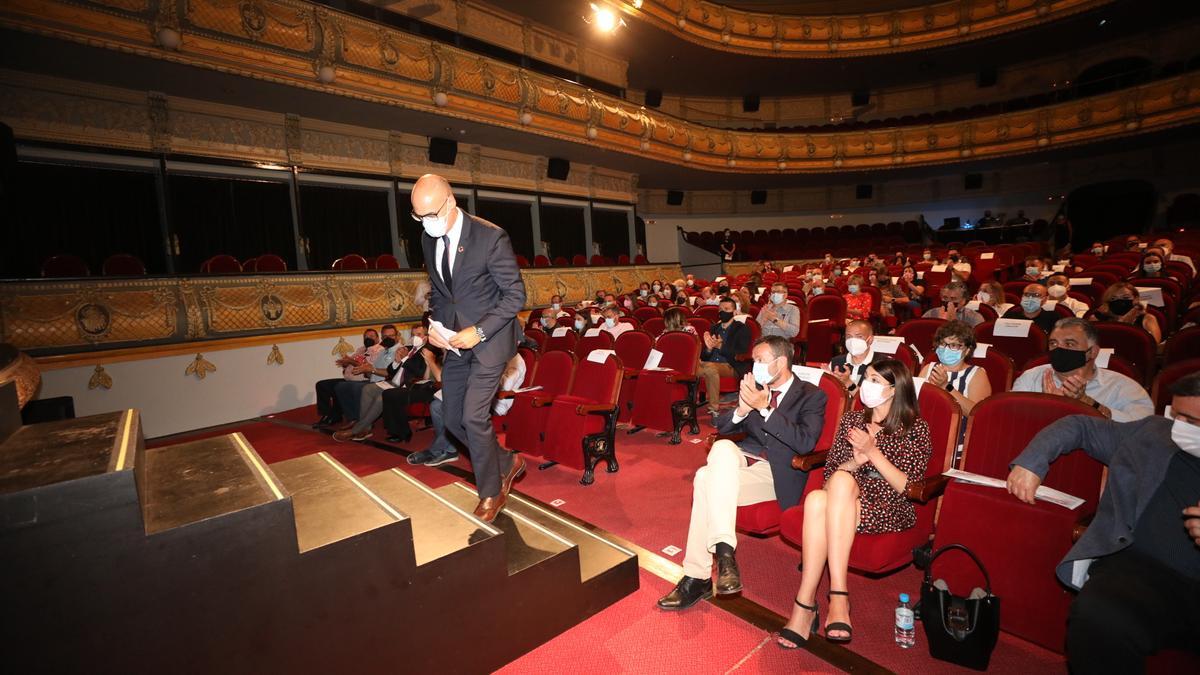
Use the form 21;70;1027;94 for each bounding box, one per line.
413;174;527;522
659;335;826;610
1007;371;1200;672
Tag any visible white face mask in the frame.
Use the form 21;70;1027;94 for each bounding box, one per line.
771;292;785;304
752;359;776;387
604;317;616;328
419;202;452;238
1171;416;1200;457
845;336;869;356
411;336;424;349
977;291;991;304
1047;284;1067;299
575;319;586;330
859;380;892;408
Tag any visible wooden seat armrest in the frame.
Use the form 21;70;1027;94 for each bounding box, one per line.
495;390;518;400
905;475;951;503
530;396;554;408
576;403;614;415
665;372;697;384
791;450;828;471
1072;513;1095;543
705;432;747;448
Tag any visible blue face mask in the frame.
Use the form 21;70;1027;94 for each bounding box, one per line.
771;292;785;304
1021;296;1042;313
848;285;860;294
936;345;965;367
752;359;775;386
811;287;824;296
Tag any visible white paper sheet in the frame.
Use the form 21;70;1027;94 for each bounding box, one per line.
980;252;995;260
428;319;461;356
912;376;925;397
871;335;905;355
552;327;568;337
993;318;1032;338
791;365;824;386
1069;277;1093;286
965;300;982;311
514;385;543;393
943;469;1085;510
917;271;925;280
587;349;616;364
808;318;830;324
733;314;750;323
973;343;991;357
1041;300;1058;311
783;265;795;272
584;328;601;337
1136;286;1165;307
997;302;1015;314
1095;347;1114;368
931;264;948;273
643;349;664;370
891;277;899;285
1051;264;1066;273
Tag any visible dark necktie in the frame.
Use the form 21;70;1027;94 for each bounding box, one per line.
441;235;453;292
770;389;781;410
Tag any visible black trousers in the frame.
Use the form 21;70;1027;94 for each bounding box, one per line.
314;378;344;421
441;349;511;499
1067;549;1200;674
381;382;438;437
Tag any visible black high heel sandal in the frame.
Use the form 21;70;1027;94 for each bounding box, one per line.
825;590;853;643
776;598;819;649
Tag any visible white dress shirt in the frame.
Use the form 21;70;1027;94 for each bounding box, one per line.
492;355;527;416
433;208;464;284
1012;364;1154;423
731;372;795;424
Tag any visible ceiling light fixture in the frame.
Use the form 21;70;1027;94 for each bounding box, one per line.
586;3;626;34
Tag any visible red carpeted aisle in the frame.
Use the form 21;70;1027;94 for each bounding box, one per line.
150;407;1067;673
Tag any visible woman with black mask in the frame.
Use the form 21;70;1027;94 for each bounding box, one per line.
1092;281;1162;344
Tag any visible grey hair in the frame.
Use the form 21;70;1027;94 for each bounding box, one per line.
943;280;969;297
1053;317;1098;346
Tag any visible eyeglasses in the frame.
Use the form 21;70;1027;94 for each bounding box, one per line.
411;195;450;222
937;341;966;349
1022;293;1044;299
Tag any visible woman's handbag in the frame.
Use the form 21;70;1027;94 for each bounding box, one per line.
920;543;1001;671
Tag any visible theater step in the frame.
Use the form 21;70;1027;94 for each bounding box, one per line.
140;431;286;535
435;481;577;576
361;467;499;566
270;451;407;553
502;491;638;583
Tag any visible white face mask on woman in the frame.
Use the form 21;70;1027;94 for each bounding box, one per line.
859;380;892;408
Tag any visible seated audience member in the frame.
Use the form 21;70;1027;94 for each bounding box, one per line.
1124;235;1142;251
947;249;972;278
875;274;910;321
1005;371;1200;673
637;282;652;301
381;335;443;443
685;273;697;289
898;266;925;304
700;286;719;305
1092;281;1163;344
408;353;525;466
822;253;835;268
658;337;826;610
646;293;663;309
600;304;633;339
671;279;687;302
698;298;752;418
892;252;910;266
921;249;935;264
1046;274;1089;317
973;280;1010;314
804;274;828;298
1132;250;1171;280
1153;237;1196;273
603;292;617;306
537;307;558;331
778;359;932;647
843;275;872;323
828;320;883;393
333;324;400;427
652;280;670;299
978;209;999;226
918;320;991;413
1088;242;1107;257
662;306;697;336
1012;318;1153;421
315;327;379;427
571;312;590;335
1007;209;1031;225
758;283;800;339
1021;256;1048;283
733;287;754;315
1003;283;1059;335
334;326;432;442
923;281;984;327
549;294;564;313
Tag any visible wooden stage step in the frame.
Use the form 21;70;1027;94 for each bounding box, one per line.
0;408;139;497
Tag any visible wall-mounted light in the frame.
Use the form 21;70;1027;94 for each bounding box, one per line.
586;3;626;34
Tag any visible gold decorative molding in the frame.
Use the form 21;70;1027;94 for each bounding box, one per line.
185;353;216;379
332;337;354;359
0;264;682;355
267;344;284;365
0;0;1195;175
88;364;113;390
632;0;1115;58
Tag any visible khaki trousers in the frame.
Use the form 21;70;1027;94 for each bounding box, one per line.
682;440;777;579
697;361;737;412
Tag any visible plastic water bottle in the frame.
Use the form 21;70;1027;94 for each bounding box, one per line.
895;593;916;648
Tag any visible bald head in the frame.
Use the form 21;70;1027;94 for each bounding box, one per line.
411;174;454;217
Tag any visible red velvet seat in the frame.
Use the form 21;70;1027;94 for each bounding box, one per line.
617;254;630;265
738;369;849;536
641;317;665;336
895;318;946;354
41;254;90;278
1163;326;1200;367
552;256;568;266
931;393;1104;653
544;328;578;354
1092;321;1156;386
101;253;146;276
255;254;287;272
573;330;614;360
533;254;550;267
1150;358;1200;414
204;255;242;274
630;332;701;440
973;320;1047;371
633;306;662;323
522;327;546;351
538;353;624;484
515;255;530;268
687;317;711;335
571;254;587;266
339;254;368;271
614;330;654;423
805;294;847;362
374;254;400;270
590;255;605;266
716;318;760;403
503;350;576;456
242;256;259;272
634;254;649;264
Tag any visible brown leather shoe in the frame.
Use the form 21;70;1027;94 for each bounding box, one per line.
500;453;526;498
337;420;356;431
332;429;355;442
473;494;507;523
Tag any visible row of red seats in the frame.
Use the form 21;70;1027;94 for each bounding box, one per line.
515;254;650;268
41;253;147;277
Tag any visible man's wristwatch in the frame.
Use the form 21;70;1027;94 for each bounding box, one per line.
474;326;487;342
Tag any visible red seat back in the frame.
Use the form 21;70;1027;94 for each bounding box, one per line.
523;328;546;351
574;330;614;359
374;254;400;270
686;317;710;335
653;332;700;375
614;330;654;371
41;254;90;278
339;254;368;270
205;255;242;274
517;347;537;388
918;383;963;474
641;317;665;336
895;318;946;352
633;306;662;323
1164;327;1200;367
530;350;575;395
101;253;146;276
807;294;846;325
790;368;849;453
255;254;287;272
1151;358;1200;414
961;393;1105;500
545;328;578;353
694;305;720;322
571;254;587;266
566;353;623;406
1092;321;1156;385
973;320;1047;371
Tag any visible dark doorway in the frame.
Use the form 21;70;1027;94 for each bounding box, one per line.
1066;179;1156;251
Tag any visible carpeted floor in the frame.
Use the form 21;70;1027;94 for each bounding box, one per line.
151;405;1067;673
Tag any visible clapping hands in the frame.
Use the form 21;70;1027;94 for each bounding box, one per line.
926;363;947;388
737;374;769;416
1042;369;1087;400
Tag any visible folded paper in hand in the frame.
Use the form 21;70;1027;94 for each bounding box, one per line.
943;468;1085;510
428;320;461;356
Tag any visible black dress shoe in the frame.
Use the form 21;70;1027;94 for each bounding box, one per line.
656;576;713;611
714;544;742;595
312;416;336;428
386;433;412;444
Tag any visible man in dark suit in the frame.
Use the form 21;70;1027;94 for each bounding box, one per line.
659;336;827;610
698;297;752;418
413;174;527;522
1007;371;1200;672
